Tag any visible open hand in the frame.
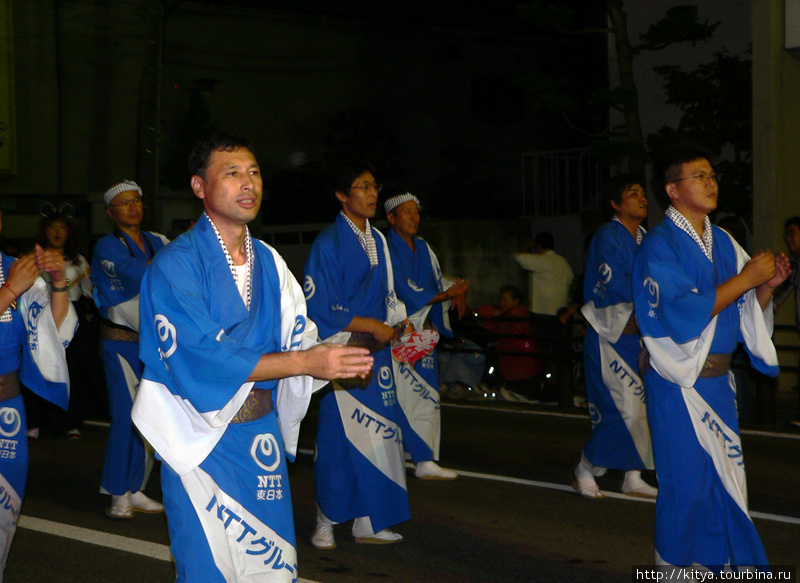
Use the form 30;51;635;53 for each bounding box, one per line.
303;344;374;380
766;252;791;289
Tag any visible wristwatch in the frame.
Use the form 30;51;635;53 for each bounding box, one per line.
51;279;71;293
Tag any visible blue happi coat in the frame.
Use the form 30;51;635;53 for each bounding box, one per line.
304;214;410;532
6;261;76;411
133;216;318;582
387;229;452;463
580;220;653;471
633;217;776;569
93;230;168;331
92;229;167;496
386;229;452;337
0;252;75;577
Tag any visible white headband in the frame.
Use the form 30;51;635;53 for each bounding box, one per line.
104;180;143;207
384;192;420;215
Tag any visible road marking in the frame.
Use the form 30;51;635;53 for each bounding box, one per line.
740;428;800;440
295;448;800;526
442;402;586;419
18;516;174;561
89;413;800;440
17;516;322;582
440;403;800;440
92;424;800;525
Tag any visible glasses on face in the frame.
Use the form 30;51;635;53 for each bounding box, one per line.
350;183;382;193
108;196;143;209
671;172;718;185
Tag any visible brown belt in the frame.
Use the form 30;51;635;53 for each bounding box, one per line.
101;323;139;342
230;388;274;424
0;371;21;401
621;314;639;335
346;331;385;354
699;353;732;378
639;349;732;379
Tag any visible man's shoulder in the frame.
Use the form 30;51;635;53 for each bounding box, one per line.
550;250;572;270
508;304;531;318
413;236;430;249
253;238;284;271
596;220;624;239
92;232;119;251
148;231;195;273
144;231;169;246
91;233;128;267
710;223;735;246
637;219;680;259
641;219;673;245
312;222;338;244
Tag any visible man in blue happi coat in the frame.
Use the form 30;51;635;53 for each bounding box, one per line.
93;179;168;519
0;204;76;579
305;163;412;549
131;133;373;582
385;192;468;480
574;175;657;499
633;143;789;569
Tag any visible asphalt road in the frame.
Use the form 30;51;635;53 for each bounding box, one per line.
7;397;800;583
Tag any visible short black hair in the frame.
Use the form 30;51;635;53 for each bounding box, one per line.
785;216;800;232
331;160;374;197
601;173;644;216
534;231;554;250
652;141;714;192
188;132;254;180
499;284;524;303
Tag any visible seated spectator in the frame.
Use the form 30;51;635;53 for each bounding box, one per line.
477;285;542;401
438;336;487;399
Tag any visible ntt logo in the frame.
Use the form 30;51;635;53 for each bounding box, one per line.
303;275;316;300
643;277;659;308
101;260;117;278
251;433;281;472
154;314;177;358
598;263;612;285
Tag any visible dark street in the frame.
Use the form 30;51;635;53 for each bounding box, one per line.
6;397;800;583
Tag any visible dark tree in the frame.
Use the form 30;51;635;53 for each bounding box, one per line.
518;1;719;178
647;49;753;220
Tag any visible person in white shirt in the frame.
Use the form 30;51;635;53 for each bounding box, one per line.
515;232;574;316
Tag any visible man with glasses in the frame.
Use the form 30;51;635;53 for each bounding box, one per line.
632;144;789;568
93;180;168;519
304;164;411;549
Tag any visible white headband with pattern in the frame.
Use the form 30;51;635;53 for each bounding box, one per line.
104;180;143;207
384;192;420;215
